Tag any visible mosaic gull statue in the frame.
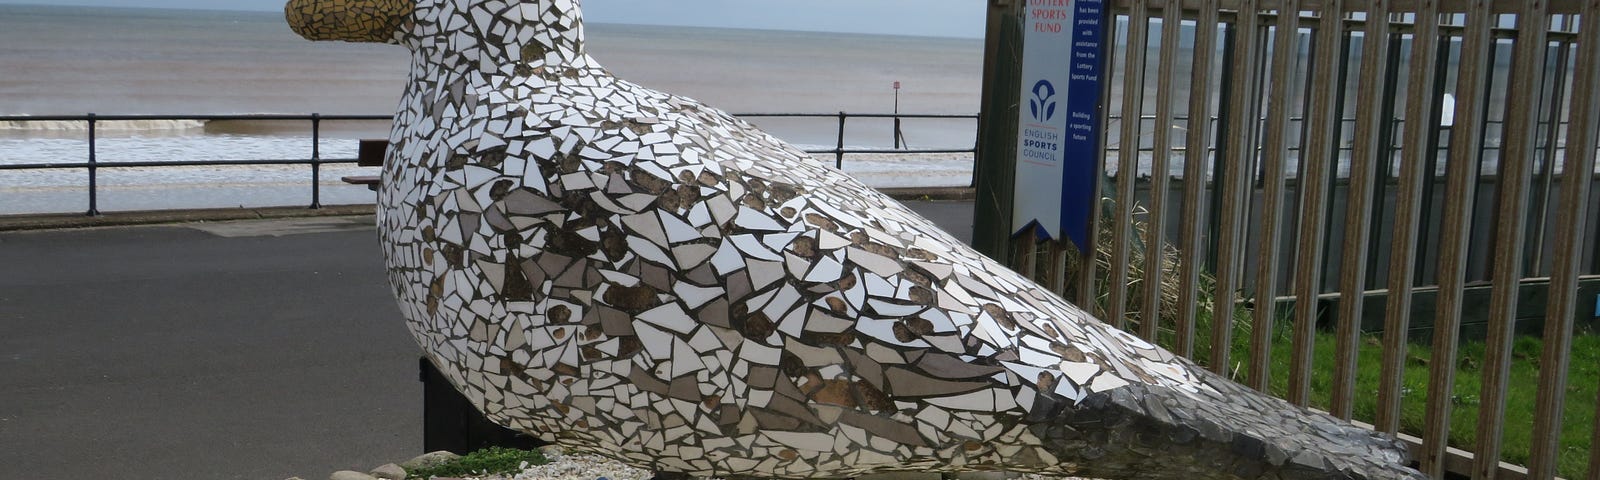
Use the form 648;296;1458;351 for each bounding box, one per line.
287;1;1426;478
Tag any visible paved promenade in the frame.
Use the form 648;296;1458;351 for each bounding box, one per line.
0;200;974;480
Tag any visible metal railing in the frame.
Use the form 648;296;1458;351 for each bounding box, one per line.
0;112;978;216
0;113;387;215
737;112;979;169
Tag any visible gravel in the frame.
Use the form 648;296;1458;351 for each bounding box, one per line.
477;452;655;480
313;446;1094;480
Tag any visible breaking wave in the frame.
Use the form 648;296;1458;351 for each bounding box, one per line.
0;119;208;132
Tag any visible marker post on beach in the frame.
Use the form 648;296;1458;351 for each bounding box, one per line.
893;81;904;149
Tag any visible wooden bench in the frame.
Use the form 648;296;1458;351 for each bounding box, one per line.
340;139;388;191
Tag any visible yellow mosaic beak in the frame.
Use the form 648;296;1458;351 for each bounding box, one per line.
285;0;414;43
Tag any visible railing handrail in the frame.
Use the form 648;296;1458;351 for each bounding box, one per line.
0;112;975;122
0;113;391;122
0;111;980;216
735;112;977;119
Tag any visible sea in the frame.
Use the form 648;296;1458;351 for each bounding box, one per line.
0;5;984;214
3;6;1592;216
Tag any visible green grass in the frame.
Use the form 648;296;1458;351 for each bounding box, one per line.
1156;304;1598;479
1054;196;1595;477
407;447;549;480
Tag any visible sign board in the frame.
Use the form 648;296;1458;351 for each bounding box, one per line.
1011;0;1107;251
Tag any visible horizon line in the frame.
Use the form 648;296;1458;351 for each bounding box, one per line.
0;2;985;40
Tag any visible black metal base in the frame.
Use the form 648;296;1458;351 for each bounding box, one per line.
420;357;548;455
648;471;693;480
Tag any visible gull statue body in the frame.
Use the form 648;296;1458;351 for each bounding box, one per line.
287;1;1426;478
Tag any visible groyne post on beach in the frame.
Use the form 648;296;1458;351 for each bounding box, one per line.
86;112;99;216
311;112;323;209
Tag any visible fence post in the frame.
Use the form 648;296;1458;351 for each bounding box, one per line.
835;112;846;169
1376;1;1440;435
1176;0;1222;360
1331;5;1394;420
310;113;323;209
1108;1;1149;333
1421;2;1493;475
972;0;1024;266
87;113;100;216
1475;4;1551;476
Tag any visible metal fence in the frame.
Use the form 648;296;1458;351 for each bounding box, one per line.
0;113;387;215
978;1;1600;478
0;112;978;216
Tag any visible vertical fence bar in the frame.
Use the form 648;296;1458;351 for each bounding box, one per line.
1376;3;1440;435
311;113;323;209
86;113;100;216
1364;33;1406;288
1142;1;1181;342
1528;4;1599;477
1595;391;1600;480
1529;19;1572;275
835;112;847;169
1289;1;1346;407
1080;199;1102;315
973;0;1022;262
1330;4;1393;420
1475;3;1550;478
1021;237;1039;279
1079;13;1123;316
1176;1;1221;360
1048;243;1068;295
1247;0;1302;391
1414;35;1453;283
1209;24;1237;273
1421;4;1493;477
1110;4;1150;332
1211;0;1263;375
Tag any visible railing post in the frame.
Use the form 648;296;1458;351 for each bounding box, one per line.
835;112;846;169
310;113;323;209
87;113;100;216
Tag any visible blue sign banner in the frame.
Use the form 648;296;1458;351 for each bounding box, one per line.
1060;0;1106;252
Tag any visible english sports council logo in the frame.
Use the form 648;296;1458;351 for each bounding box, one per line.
1029;79;1058;123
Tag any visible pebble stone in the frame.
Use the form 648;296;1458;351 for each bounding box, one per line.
408;447;1092;480
371;463;409;480
331;470;381;480
401;451;464;471
495;453;653;480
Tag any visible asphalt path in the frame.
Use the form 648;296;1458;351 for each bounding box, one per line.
0;200;974;480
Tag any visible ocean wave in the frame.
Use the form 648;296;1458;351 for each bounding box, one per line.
0;119;208;132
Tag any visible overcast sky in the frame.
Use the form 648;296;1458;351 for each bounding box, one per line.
0;0;985;38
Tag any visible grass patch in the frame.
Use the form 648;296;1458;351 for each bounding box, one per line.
408;447;549;480
1160;302;1597;479
1050;196;1595;477
1276;327;1597;479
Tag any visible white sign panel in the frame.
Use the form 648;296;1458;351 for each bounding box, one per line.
1012;0;1074;239
1012;0;1106;249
